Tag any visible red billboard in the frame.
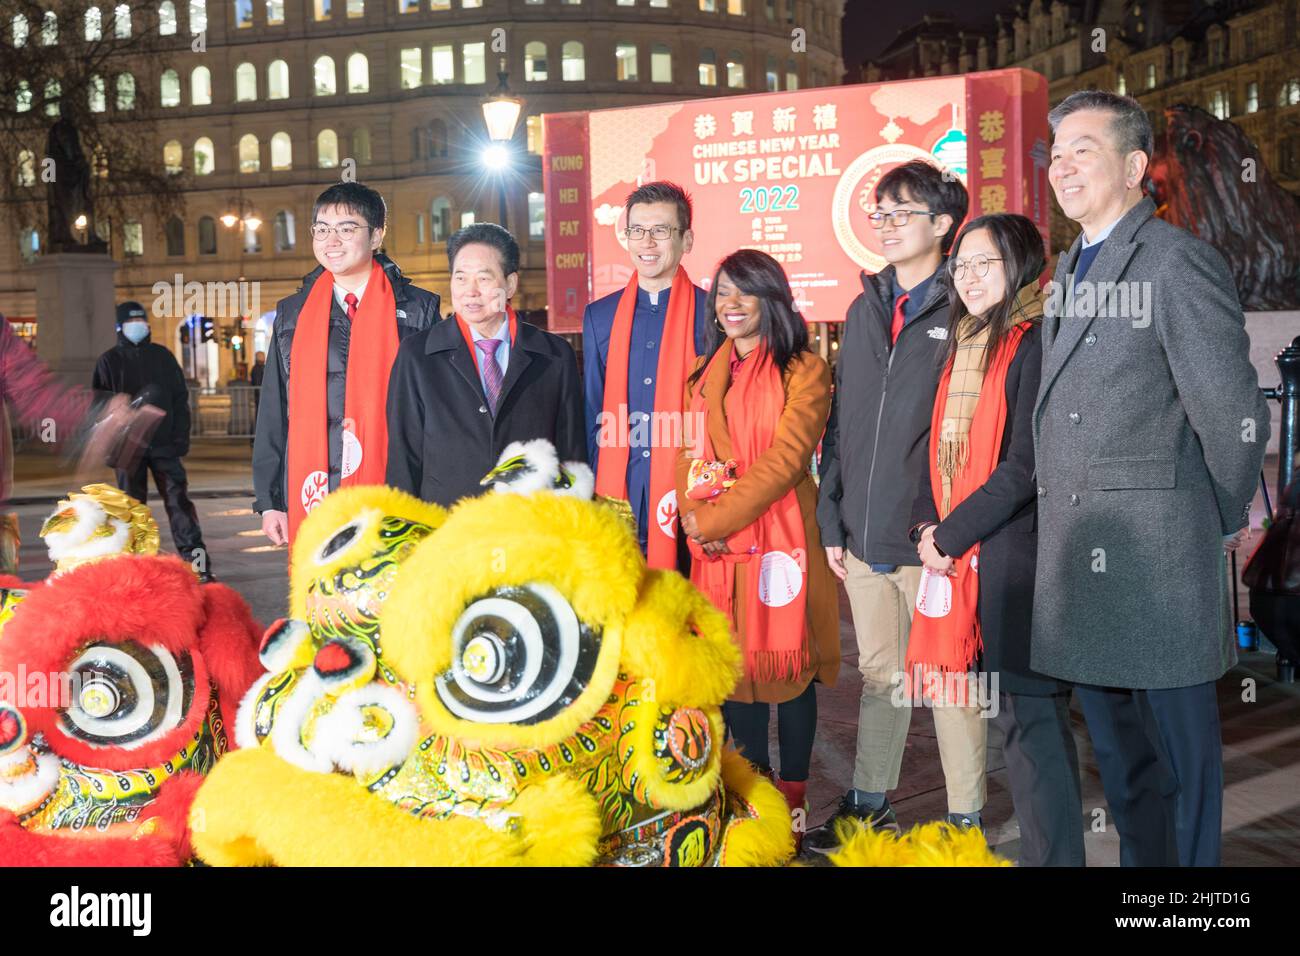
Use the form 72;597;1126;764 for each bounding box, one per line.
543;69;1050;333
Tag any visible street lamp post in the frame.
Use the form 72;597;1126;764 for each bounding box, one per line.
481;60;524;230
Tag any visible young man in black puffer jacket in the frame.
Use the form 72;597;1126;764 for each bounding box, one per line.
808;161;972;851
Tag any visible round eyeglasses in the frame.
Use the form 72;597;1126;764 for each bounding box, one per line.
949;255;1004;280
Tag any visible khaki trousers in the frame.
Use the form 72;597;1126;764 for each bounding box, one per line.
843;552;987;814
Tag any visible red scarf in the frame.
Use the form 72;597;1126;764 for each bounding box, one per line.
904;323;1027;705
594;267;696;569
687;341;809;683
286;259;399;543
453;306;518;379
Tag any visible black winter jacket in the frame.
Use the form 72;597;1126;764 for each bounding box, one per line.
92;327;192;457
252;253;440;513
816;265;952;566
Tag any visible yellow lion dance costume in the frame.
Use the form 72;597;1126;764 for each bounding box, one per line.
190;444;793;866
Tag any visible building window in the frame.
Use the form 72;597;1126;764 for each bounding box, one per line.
268;60;289;98
85;7;102;40
194;136;214;174
786;57;798;90
317;129;339;167
699;48;717;85
163;139;183;174
315;56;337;95
615;43;637;81
352;127;371;163
315;0;331;19
431;197;451;240
15;80;31;113
727;0;742;12
462;0;481;6
1280;78;1300;107
347;53;369;92
166;216;185;256
1145;63;1155;89
1246;81;1259;114
1209;88;1229;119
191;66;212;104
239;133;260;172
765;55;778;91
243;220;260;253
460;211;475;228
266;0;283;23
17;150;36;187
463;42;486;84
651;43;672;82
12;13;28;47
562;41;585;81
431;44;454;82
1116;71;1125;96
525;42;548;81
700;0;715;9
528;192;544;239
271;131;292;169
114;4;131;36
415;213;426;244
726;50;744;88
1173;49;1186;78
159;1;177;33
198;216;217;254
430;0;448;8
401;0;419;11
124;221;144;257
274;210;295;251
347;0;363;16
188;0;205;32
160;69;181;106
44;79;61;116
401;47;422;88
429;118;448;156
235;62;257;101
526;115;543;153
234;0;252;28
1243;28;1254;60
88;74;106;112
19;228;40;264
41;10;57;45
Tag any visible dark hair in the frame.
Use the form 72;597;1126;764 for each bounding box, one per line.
312;182;387;230
447;222;520;277
625;181;693;232
1048;89;1154;158
944;213;1046;369
875;159;969;255
689;249;809;387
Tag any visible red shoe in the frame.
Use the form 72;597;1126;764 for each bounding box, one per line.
774;777;809;853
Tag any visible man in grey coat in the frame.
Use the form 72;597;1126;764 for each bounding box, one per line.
1032;90;1268;867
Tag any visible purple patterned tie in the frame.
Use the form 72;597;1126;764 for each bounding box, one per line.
475;337;504;414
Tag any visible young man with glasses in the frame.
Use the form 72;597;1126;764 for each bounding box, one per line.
253;181;440;545
581;181;710;568
809;160;972;851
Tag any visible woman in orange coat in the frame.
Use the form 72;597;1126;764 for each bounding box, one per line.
677;249;839;823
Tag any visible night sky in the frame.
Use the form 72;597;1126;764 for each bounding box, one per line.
842;0;1019;76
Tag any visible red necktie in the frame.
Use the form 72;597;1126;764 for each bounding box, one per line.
890;292;910;345
344;292;358;322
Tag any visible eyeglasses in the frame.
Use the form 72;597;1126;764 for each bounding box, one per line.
867;209;938;229
310;222;369;242
623;225;681;241
949;255;1004;279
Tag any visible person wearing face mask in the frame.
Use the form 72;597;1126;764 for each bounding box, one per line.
252;181;441;546
676;249;838;840
907;214;1084;866
93;301;211;576
385;222;585;506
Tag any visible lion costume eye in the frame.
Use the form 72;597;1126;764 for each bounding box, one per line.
61;642;194;749
435;584;601;726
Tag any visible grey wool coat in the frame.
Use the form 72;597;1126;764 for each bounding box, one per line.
1030;197;1269;689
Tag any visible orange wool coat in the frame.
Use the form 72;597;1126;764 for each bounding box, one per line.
676;343;840;705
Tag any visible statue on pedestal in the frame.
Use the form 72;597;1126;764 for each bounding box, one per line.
43;117;108;255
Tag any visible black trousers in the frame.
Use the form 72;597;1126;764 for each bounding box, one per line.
995;691;1086;866
1075;681;1222;866
115;454;208;566
722;682;818;782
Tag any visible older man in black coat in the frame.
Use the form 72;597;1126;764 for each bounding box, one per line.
386;223;586;506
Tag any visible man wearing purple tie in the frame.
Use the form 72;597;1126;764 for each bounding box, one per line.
385;223;586;506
